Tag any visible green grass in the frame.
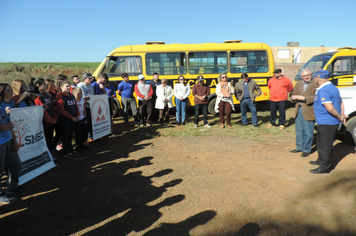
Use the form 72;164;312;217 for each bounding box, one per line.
0;62;101;69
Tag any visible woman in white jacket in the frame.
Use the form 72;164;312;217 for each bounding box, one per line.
173;75;191;126
155;78;173;125
215;73;235;129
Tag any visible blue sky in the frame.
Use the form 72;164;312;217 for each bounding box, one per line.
1;0;355;62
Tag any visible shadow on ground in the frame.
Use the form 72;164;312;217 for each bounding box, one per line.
0;120;216;236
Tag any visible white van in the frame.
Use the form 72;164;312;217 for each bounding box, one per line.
339;86;356;145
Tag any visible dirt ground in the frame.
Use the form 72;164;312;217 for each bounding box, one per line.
1;106;356;236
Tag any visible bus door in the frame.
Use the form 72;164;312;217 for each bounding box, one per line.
328;56;356;86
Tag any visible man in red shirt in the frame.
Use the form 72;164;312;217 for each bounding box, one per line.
267;69;293;129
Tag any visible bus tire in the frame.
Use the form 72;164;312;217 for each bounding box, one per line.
344;116;356;145
112;100;120;118
208;98;217;116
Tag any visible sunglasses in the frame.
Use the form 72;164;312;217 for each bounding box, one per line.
221;76;227;78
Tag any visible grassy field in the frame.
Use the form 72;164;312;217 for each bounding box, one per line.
0;62;101;84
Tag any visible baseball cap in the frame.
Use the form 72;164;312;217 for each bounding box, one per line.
273;69;282;73
82;73;93;79
138;74;145;80
197;75;204;82
313;70;330;79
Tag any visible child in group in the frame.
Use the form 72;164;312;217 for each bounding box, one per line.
34;79;57;154
70;75;80;93
71;87;88;151
11;80;26;104
0;84;30;204
53;79;64;151
16;86;37;107
0;83;16;108
56;81;81;158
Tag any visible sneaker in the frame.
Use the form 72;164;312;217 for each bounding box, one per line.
140;124;144;127
6;186;30;195
147;123;151;127
267;124;275;128
64;153;74;158
279;125;285;129
56;144;63;151
204;124;211;128
194;124;198;128
88;139;94;142
83;141;89;146
0;194;16;204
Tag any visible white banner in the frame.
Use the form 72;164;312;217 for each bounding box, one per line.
89;95;111;140
10;106;56;185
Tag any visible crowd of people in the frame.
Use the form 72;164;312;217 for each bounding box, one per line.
0;68;348;204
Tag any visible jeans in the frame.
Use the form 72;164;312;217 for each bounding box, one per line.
270;100;287;126
0;139;22;194
240;98;258;125
121;97;138;123
175;98;188;122
295;107;315;153
86;107;93;140
194;104;208;125
75;118;88;147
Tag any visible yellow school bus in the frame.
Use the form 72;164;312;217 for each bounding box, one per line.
294;47;356;87
92;40;275;116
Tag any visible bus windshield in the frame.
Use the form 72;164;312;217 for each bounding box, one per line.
295;54;334;81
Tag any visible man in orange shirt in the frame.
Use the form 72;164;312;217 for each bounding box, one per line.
267;69;293;129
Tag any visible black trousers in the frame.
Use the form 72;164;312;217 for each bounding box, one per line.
316;124;338;171
194;104;208;125
44;125;54;152
139;100;153;125
53;121;62;147
86;107;93;139
59;116;75;154
270;100;287;126
75;118;88;147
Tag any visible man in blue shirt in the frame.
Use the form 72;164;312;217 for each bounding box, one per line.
309;70;348;174
92;75;107;95
117;73;138;125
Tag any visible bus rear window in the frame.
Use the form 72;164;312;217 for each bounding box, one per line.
102;56;142;77
146;53;186;75
230;51;268;73
188;52;227;74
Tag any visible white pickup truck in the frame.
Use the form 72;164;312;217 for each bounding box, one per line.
339;86;356;145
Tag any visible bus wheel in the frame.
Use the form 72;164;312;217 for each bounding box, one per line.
208;98;217;116
113;101;119;117
344;117;356;145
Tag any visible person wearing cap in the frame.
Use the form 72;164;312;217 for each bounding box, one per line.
77;72;95;141
289;68;318;157
309;70;348;174
235;73;262;127
192;75;211;128
135;75;154;126
117;73;138;125
267;69;293;129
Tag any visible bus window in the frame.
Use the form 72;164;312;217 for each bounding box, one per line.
146;53;186;75
354;57;356;73
188;52;227;74
230;51;268;73
102;56;142;77
332;57;352;76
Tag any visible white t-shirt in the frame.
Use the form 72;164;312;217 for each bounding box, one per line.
76;98;85;120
